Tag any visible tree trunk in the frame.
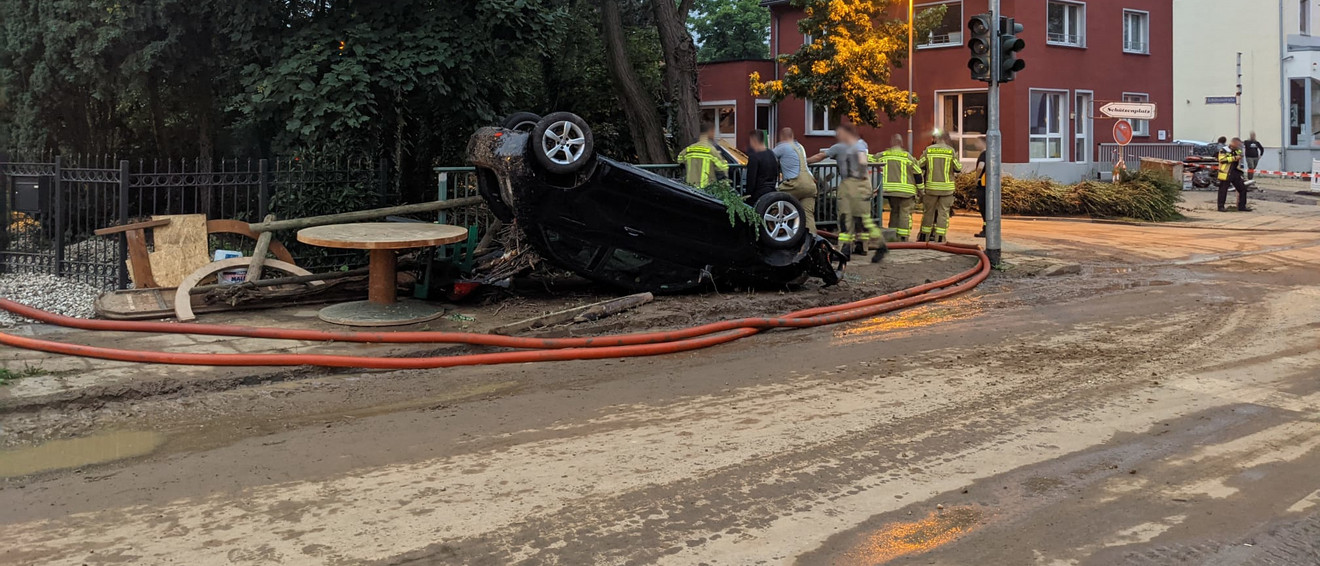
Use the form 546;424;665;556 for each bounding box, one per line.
652;0;700;146
596;0;670;163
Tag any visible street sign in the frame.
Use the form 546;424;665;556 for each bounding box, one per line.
1205;96;1238;105
1100;102;1158;120
1113;120;1134;146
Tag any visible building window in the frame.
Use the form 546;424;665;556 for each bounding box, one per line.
754;100;772;133
1047;1;1086;47
1122;92;1150;137
1123;10;1149;54
807;100;840;135
937;91;988;160
1288;77;1320;146
1029;90;1067;161
1303;1;1312;35
699;102;737;140
918;1;963;48
1074;91;1093;162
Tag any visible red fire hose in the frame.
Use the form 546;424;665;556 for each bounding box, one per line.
0;242;989;369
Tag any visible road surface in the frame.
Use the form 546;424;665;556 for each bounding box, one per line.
2;207;1319;565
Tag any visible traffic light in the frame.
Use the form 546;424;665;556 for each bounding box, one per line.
998;17;1026;83
967;14;993;83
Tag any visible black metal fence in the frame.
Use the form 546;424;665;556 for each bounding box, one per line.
0;155;391;289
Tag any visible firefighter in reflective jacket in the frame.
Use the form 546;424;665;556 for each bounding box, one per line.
877;134;920;243
677;121;729;187
917;130;962;243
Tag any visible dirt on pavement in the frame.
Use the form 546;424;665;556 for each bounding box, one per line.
1;205;1319;566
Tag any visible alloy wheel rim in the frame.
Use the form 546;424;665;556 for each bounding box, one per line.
763;201;801;242
541;121;587;165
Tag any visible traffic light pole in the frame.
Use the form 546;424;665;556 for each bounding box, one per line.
985;0;1003;267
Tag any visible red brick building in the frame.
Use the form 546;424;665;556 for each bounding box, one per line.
697;0;1173;181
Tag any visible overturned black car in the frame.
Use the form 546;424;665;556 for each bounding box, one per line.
466;111;843;293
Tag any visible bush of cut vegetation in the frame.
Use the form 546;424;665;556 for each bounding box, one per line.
954;169;1183;222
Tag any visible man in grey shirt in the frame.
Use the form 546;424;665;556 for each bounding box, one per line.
807;125;882;257
772;128;819;233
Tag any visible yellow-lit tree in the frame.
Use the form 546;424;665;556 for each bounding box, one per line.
751;0;945;127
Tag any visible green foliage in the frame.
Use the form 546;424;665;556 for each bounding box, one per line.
0;364;48;386
690;0;770;62
751;0;945;127
698;179;760;233
954;171;1184;222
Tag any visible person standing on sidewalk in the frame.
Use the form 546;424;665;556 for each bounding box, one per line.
1217;137;1252;212
877;134;920;242
973;150;988;238
1244;132;1265;181
772;128;818;234
917;130;962;242
809;124;881;257
744;130;779;202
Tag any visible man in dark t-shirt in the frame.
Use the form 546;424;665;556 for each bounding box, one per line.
1243;132;1265;180
744;130;779;202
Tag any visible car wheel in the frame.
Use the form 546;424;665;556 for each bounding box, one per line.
531;112;594;175
501;112;541;132
754;192;808;250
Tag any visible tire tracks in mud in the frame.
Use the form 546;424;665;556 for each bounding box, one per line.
380;293;1255;565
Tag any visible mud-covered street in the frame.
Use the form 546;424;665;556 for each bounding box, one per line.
2;189;1320;565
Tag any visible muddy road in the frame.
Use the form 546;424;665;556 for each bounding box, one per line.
2;215;1320;566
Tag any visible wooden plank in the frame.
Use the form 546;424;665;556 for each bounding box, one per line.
148;214;211;288
490;293;654;335
244;214;277;283
123;229;158;288
94;219;170;237
250;197;484;233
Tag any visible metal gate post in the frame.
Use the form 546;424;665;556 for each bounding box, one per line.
118;160;131;289
258;158;270;219
52;156;64;277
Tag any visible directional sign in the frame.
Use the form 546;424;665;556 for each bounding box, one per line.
1100;102;1158;121
1113;120;1134;146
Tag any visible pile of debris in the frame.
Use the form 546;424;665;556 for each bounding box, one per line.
0;274;99;326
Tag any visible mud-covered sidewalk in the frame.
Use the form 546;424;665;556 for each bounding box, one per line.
0;246;994;428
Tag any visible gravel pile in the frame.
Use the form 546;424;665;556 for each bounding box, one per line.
0;274;100;326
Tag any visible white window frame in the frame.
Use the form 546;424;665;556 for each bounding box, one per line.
1073;90;1093;163
1046;0;1087;48
1121;92;1151;137
806;100;837;135
1122;9;1150;54
934;89;990;163
916;0;964;49
1029;89;1069;162
699;100;738;141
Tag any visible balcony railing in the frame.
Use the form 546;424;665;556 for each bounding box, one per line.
1047;32;1085;47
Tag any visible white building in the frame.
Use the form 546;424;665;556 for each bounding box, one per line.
1174;0;1320;172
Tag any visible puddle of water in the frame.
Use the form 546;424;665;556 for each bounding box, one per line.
0;430;165;478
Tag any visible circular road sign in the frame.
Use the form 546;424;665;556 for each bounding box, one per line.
1113;120;1135;146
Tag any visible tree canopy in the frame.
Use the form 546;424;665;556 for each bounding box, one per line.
750;0;945;127
690;0;770;62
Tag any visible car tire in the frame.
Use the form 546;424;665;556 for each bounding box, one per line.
754;192;808;250
531;112;594;175
501;112;541;132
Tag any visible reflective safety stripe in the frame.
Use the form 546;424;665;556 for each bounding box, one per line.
678;143;726;187
920;145;960;192
880;149;918;194
838;233;855;243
